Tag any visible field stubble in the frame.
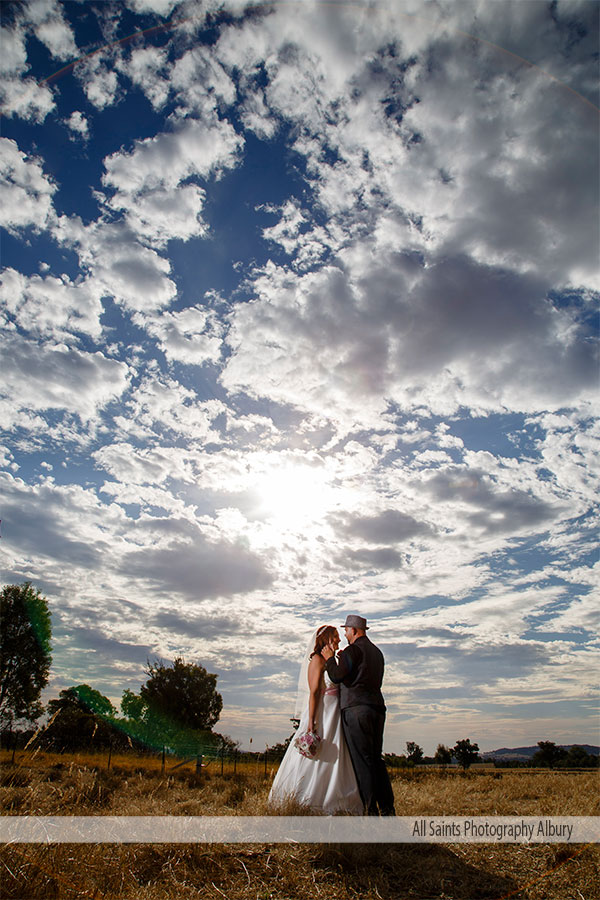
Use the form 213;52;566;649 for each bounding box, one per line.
0;751;598;900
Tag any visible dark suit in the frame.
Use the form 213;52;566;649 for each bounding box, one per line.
326;635;395;815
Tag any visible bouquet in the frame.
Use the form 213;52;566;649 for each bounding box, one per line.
294;730;322;759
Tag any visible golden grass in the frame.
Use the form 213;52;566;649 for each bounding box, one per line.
1;752;598;899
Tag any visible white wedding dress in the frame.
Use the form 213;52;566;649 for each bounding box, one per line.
268;670;363;815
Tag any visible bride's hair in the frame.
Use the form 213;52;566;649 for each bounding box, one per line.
310;625;338;658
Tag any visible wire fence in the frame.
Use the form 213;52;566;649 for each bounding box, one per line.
1;742;596;781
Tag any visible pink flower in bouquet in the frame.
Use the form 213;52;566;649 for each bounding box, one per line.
294;730;322;759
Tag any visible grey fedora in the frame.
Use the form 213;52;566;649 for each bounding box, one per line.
342;614;368;630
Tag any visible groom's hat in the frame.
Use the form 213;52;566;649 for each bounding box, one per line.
342;614;368;630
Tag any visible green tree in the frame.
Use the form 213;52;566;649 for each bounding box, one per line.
561;746;599;769
406;741;424;764
121;688;146;722
141;658;223;732
532;740;567;768
43;685;120;750
434;743;453;765
0;583;52;727
453;738;480;770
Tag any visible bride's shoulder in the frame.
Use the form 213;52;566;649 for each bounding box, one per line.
308;652;325;669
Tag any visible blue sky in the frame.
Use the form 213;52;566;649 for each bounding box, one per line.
0;0;598;754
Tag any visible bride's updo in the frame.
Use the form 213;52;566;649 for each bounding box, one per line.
310;625;338;658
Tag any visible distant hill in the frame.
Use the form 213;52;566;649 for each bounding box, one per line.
481;744;600;761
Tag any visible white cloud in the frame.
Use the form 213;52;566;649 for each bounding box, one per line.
170;44;237;115
0;27;28;75
0;268;104;341
78;56;120;109
102;116;243;195
222;252;597;427
33;16;78;61
238;87;277;140
0;331;131;422
0;75;55;122
94;442;195;487
0;139;56;232
100;116;242;247
65;110;89;138
125;0;180;16
109;373;226;442
117;45;170;110
0;471;116;571
106;183;208;247
139;305;224;365
0;445;19;472
54;217;177;313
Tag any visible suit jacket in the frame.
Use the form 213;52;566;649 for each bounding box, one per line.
325;635;386;711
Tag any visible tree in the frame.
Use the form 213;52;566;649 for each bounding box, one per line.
140;657;223;732
434;743;453;765
406;741;424;764
561;746;599;769
121;688;146;722
47;684;116;719
42;685;121;750
0;583;52;727
532;740;567;768
120;658;223;751
453;738;480;770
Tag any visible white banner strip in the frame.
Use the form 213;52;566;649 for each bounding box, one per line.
1;816;598;844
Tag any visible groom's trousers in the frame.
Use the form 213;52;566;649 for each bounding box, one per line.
342;705;396;816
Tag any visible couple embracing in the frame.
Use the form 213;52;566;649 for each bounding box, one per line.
269;615;396;816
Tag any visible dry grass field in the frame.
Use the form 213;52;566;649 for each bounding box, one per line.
1;750;598;900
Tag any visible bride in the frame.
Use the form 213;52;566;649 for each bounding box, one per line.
268;625;363;815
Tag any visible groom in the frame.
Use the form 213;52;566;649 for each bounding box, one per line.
322;615;396;816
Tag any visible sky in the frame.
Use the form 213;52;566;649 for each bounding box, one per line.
0;0;598;756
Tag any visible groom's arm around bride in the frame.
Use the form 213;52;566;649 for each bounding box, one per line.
322;615;396;816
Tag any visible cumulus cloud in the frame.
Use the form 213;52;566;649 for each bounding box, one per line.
54;217;177;312
0;77;56;121
117;45;170;110
223;252;598;426
0;139;56;232
106;375;226;443
422;466;559;536
32;8;78;60
170;43;237;115
0;26;28;75
102;117;243;195
1;478;104;570
124;526;273;601
65;111;89;139
0;268;103;340
77;56;121;109
140;305;224;365
100;117;242;247
106;183;208;248
339;509;433;544
1;331;130;422
125;0;180;16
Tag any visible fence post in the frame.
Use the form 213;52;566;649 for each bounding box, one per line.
11;733;17;764
220;744;224;776
264;749;268;777
161;745;166;774
107;742;112;771
234;749;237;774
196;754;202;774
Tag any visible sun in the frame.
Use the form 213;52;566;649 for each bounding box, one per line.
252;459;335;532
